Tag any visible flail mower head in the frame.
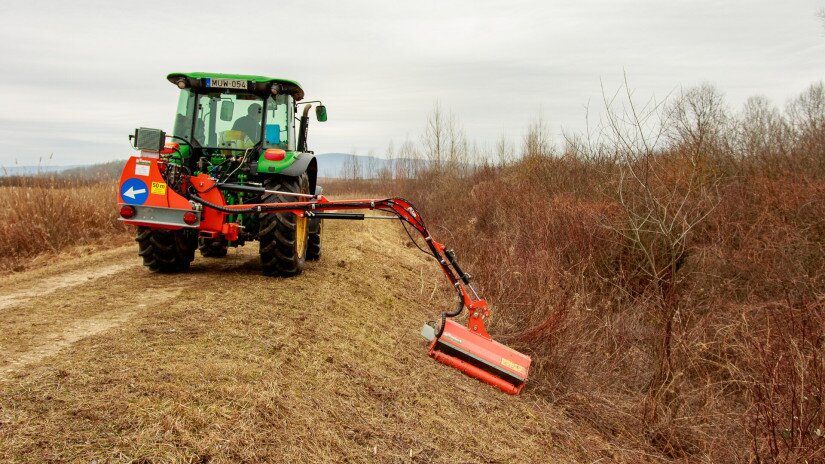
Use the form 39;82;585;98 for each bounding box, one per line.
422;319;530;395
418;247;531;394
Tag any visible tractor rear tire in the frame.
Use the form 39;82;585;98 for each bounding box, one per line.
199;237;228;258
258;174;310;276
136;227;196;272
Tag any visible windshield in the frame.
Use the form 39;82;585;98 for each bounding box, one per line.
171;90;292;150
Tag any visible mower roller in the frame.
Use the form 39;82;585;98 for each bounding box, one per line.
116;72;531;394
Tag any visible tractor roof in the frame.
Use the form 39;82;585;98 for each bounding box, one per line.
167;72;305;101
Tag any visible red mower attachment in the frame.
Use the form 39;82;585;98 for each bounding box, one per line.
202;190;534;394
427;320;530;395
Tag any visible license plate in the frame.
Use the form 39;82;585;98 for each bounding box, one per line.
205;78;248;90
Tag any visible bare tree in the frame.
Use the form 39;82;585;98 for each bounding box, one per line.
601;78;721;426
365;149;378;180
424;102;445;169
395;139;420;180
522;115;552;159
734;95;789;160
786;82;825;173
495;133;515;166
667;83;730;160
341;151;362;180
423;102;468;172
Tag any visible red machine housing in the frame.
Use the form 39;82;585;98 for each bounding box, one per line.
117;156;235;238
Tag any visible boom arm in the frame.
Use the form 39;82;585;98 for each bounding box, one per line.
189;177;492;338
158;169;530;394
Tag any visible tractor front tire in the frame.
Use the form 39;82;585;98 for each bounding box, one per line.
199;237;228;258
136;227;196;272
306;184;323;261
259;174;310;276
306;218;322;261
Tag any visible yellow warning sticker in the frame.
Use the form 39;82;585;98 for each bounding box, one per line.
501;357;526;374
151;182;167;195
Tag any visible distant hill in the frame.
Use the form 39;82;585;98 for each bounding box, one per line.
1;154;416;180
59;160;127;180
0;165;84;176
314;153;423;178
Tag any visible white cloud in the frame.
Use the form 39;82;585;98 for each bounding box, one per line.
0;0;823;165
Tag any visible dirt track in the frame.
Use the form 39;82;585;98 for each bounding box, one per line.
0;220;596;463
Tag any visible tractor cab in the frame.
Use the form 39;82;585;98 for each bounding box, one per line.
172;92;283;151
164;72;326;176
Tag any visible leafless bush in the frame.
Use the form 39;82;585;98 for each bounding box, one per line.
329;82;825;462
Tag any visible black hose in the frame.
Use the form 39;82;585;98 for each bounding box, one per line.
187;189;278;214
436;291;466;338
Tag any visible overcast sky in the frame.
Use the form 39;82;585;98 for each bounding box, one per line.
0;0;823;166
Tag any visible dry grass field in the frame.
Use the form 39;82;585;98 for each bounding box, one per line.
0;219;622;463
0;81;823;462
0;177;131;273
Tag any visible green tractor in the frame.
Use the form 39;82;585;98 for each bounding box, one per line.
119;72;327;276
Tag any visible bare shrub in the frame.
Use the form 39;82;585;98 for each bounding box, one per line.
328;82;825;462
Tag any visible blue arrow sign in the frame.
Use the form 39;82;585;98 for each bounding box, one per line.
120;178;149;205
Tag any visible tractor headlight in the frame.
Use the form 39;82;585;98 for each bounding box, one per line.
176;79;187;89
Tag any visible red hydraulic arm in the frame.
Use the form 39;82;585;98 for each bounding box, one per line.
189;179;492;339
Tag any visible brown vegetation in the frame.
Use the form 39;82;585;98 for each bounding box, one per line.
0;175;131;273
1;80;822;462
328;82;825;462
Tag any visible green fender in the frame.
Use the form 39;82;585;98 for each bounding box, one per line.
256;151;318;193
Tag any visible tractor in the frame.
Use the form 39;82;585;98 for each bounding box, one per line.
116;72;532;394
121;72;325;276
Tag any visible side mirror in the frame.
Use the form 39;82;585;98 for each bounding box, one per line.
219;101;235;121
316;105;328;122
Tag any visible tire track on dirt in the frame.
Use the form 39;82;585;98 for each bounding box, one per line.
0;249;261;381
0;263;134;311
0;288;182;380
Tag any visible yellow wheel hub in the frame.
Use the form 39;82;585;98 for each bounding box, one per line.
295;185;309;257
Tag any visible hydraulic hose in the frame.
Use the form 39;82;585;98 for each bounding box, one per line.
436;291;466;338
